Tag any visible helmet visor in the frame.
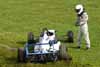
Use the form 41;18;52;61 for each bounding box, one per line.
75;9;80;13
47;32;53;36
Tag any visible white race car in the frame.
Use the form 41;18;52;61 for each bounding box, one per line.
18;29;71;62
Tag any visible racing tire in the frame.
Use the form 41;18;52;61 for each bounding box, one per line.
27;32;36;44
59;45;72;61
17;48;24;62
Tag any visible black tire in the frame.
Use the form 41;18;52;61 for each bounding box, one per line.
17;48;24;62
27;32;36;44
67;30;74;43
59;45;72;61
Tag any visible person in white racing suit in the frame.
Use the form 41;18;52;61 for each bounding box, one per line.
46;30;60;51
75;4;90;49
37;28;60;53
39;28;49;43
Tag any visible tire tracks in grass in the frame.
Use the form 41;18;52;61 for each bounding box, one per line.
0;44;17;51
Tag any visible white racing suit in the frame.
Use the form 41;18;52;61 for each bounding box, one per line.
76;12;90;48
48;34;60;51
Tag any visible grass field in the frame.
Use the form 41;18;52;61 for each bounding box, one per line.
0;0;100;67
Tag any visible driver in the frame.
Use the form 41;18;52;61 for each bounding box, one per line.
47;30;57;46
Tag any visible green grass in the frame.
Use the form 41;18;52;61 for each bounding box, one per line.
0;0;100;67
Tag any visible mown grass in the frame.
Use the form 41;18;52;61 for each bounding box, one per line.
0;0;100;67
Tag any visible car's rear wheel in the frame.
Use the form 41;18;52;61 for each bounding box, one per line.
59;44;72;61
17;48;24;62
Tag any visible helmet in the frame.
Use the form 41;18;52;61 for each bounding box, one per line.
47;30;55;36
75;4;84;15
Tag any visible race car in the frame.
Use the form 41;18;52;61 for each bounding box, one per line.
17;28;71;62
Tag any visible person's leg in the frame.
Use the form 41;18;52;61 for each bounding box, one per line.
77;29;82;48
83;24;90;49
86;34;90;48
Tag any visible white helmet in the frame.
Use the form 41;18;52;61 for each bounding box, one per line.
75;4;84;15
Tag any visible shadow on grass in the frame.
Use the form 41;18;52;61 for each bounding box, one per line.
5;57;17;64
57;35;74;44
16;41;26;45
68;46;79;49
68;46;89;50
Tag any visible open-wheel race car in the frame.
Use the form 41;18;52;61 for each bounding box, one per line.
18;28;72;63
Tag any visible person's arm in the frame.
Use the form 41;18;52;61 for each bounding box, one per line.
75;16;80;26
79;13;88;25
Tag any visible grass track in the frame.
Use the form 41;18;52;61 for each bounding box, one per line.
0;0;100;67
